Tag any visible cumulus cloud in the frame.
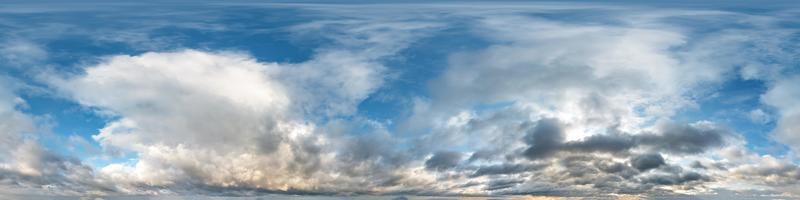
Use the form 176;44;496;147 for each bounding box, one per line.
41;14;442;195
48;49;369;194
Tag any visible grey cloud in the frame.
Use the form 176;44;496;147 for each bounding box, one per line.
630;154;665;171
640;171;709;186
521;119;731;161
562;132;635;153
559;156;603;178
470;163;543;177
425;151;463;171
340;134;396;163
638;123;727;154
733;160;800;186
522;118;564;160
0;81;113;196
466;150;495;162
337;131;411;176
691;161;707;169
484;179;524;191
0;142;114;196
594;160;637;178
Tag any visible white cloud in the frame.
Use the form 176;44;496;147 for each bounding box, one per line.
53;50;291;152
418;14;730;144
763;76;800;153
0;79;36;161
45;15;442;194
49;49;331;192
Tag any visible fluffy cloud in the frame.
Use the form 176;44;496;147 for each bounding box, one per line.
49;49;370;193
422;14;736;137
44;15;442;195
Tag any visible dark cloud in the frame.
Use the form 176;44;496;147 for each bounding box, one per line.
691;161;707;169
521;119;730;161
631;154;665;171
425;151;463;171
638;123;727;154
522;118;565;159
563;133;636;153
485;179;524;191
470;163;542;177
391;196;409;200
593;159;639;180
467;150;496;162
641;171;709;185
482;117;737;195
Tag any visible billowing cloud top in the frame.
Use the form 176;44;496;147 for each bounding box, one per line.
1;1;800;199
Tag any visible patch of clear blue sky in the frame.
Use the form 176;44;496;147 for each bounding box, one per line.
675;78;788;156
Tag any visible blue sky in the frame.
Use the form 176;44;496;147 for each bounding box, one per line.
1;1;800;199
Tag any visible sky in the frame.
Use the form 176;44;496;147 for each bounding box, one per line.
1;1;800;199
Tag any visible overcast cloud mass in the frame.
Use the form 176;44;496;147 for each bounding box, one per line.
1;1;800;199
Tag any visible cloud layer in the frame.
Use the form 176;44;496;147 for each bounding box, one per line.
1;2;800;199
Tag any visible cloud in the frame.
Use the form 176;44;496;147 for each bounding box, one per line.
522;118;565;160
42;13;442;195
520;119;731;160
640;171;709;186
630;154;665;171
0;79;35;155
748;109;771;124
470;163;542;178
0;78;109;196
47;49;342;193
0;40;47;68
637;122;728;154
2;2;800;198
762;75;800;153
425;151;463;171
